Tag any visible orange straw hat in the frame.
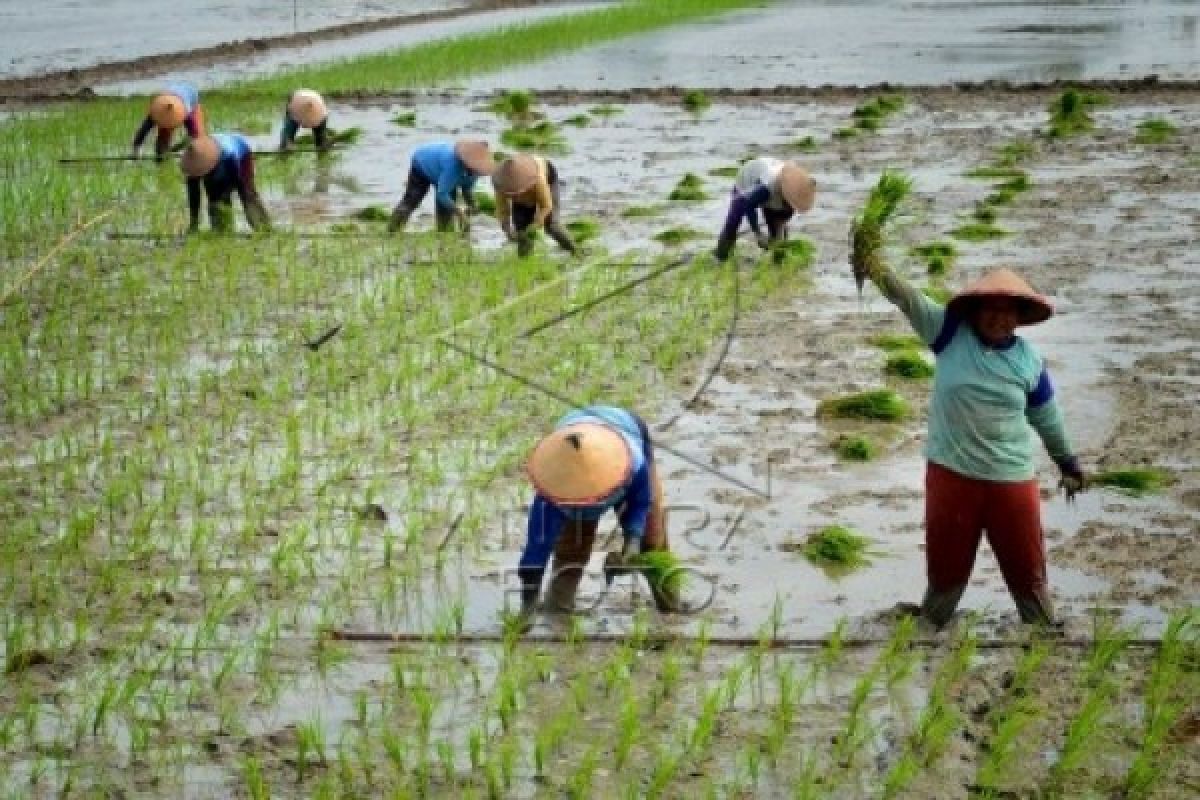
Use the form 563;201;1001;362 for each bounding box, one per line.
491;154;540;196
947;268;1054;325
180;136;221;178
778;163;816;212
149;92;187;130
526;423;633;506
454;139;497;176
288;89;328;128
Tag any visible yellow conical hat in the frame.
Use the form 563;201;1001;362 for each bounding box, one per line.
492;154;540;196
779;163;816;212
149;92;186;129
526;423;633;506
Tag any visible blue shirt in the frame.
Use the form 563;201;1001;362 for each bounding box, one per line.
411;141;477;210
518;407;653;572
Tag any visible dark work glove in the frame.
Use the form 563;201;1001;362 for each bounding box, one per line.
1056;456;1086;504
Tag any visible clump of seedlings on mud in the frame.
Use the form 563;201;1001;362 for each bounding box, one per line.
801;525;873;569
653;226;706;246
836;93;906;138
622;204;667;218
792;135;819;152
389;110;417;127
766;237;816;268
708;165;740;179
884;350;933;380
668;172;709;202
296;126;363;147
818;389;909;421
491;90;569;154
682;89;712;113
1134;117;1176;144
911;241;957;276
1044;88;1107;138
353;204;390;223
565;217;601;244
1089;466;1172;496
832;434;877;462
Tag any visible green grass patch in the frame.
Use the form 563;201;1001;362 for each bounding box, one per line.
832;434;877;462
802;525;873;570
884;350;934;380
389;110;417;127
951;222;1009;241
352;204;390;223
565;217;601;244
792;135;819;152
682;90;711;113
668;172;708;202
654;226;707;246
621;204;668;219
869;333;923;352
1090;467;1172;496
707;165;740;179
1134;117;1176;145
818;389;909;421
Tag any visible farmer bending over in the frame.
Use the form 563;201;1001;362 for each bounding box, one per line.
280;89;330;152
133;81;205;161
518;406;676;619
181;135;271;233
854;251;1087;627
714;158;815;261
491;154;577;257
388;140;495;234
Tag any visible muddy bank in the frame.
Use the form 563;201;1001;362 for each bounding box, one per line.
0;0;595;101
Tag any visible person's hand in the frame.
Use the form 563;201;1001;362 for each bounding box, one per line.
621;535;642;561
1056;456;1086;505
756;232;772;251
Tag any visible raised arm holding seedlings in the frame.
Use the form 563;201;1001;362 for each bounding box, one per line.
714;157;816;261
851;171;1086;628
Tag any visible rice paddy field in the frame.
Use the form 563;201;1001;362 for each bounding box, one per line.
2;1;1198;797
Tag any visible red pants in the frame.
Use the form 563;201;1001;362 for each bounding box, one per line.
923;462;1053;624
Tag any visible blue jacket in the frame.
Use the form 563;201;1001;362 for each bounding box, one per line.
411;141;477;210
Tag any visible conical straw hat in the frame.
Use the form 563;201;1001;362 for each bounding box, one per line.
288;89;328;129
180;136;220;178
492;154;539;195
779;163;816;212
526;423;633;506
454;139;496;176
149;92;187;129
947;268;1054;325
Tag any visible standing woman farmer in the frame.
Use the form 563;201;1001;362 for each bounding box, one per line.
517;406;676;618
388;140;496;234
180;135;271;233
856;253;1086;626
714;158;816;261
132;80;205;160
280;89;330;152
491;153;577;257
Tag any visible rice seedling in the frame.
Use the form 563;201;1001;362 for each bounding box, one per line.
884;350;934;380
767;237;816;268
1133;117;1176;144
589;103;623;117
389;110;418;127
869;333;924;352
707;165;740;178
489;89;538;120
850;94;906;133
654;226;707;246
965;165;1027;180
832;433;877;461
972;203;998;224
295;126;363;147
353;205;390;223
668;172;709;202
801;525;873;570
500;119;568;154
1045;88;1107;138
682;90;712;113
950;221;1009;241
911;240;957;275
833;126;860;139
621;204;668;218
565;217;601;244
850;170;913;293
1090;466;1172;496
792;135;819;152
817;389;909;421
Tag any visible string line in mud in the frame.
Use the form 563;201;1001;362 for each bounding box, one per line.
438;335;771;498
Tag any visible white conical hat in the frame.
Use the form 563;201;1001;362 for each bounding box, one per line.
288;89;328;129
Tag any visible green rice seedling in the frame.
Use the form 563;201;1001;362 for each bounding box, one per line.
851;170;913;292
1090;466;1172;496
389;110;417;127
885;350;934;380
995;138;1035;167
559;113;590;128
621;204;667;218
950;221;1009;241
923;283;953;304
473;190;496;215
965;165;1028;180
911;241;957;275
589;103;623;117
488;90;537;120
565;217;601;244
692;616;713;668
768;237;816;268
500;119;568;153
654;226;706;245
1134;117;1176;144
242;756;270;800
629;550;688;603
817;389;909;421
833;433;877;462
707;165;740;178
870;333;924;352
614;694;639;768
668;172;708;202
801;525;873;569
353;205;390;223
296;126;363;147
567;748;599;800
972;203;998;224
682;90;711;112
793;135;819;152
833;126;860;139
1045;89;1107;138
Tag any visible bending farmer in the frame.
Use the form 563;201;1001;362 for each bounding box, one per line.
715;158;815;261
491;154;577;257
133;81;205;161
280;89;330;152
518;406;676;617
388;140;495;234
857;257;1086;627
180;135;271;233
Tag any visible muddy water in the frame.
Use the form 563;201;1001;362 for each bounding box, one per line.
0;1;468;79
471;0;1200;89
274;87;1199;640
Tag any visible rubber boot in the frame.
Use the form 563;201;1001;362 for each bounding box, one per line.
388;206;411;233
920;584;967;629
1012;588;1057;627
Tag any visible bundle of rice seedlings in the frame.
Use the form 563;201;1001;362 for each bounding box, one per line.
911;241;957;276
500;120;568;154
850;170;913;295
1046;89;1107;138
589;104;623;117
833;126;860;140
851;94;906;132
1134;117;1176;144
1090;467;1172;496
833;434;876;462
965;166;1027;180
682;90;711;113
802;525;873;569
352;205;390;222
885;350;934;380
654;226;706;246
621;204;667;219
489;89;537;120
565;217;600;244
951;222;1009;242
817;389;909;421
390;110;417;127
473;191;496;214
630;551;688;599
793;135;820;152
869;333;923;352
295;126;363;147
668;172;708;202
769;237;816;268
562;114;591;128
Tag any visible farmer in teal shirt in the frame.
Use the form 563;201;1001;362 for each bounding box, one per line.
858;258;1086;627
388;140;495;234
518;406;675;618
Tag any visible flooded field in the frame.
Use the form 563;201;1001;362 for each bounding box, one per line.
1;1;1198;797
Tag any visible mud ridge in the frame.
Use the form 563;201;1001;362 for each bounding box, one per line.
0;0;564;102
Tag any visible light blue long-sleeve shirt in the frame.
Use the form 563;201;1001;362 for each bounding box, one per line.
877;269;1074;481
518;406;653;572
411;141;477;210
